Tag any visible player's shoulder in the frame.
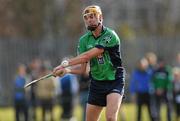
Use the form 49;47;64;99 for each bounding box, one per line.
105;27;116;34
105;27;119;36
79;31;90;41
105;27;120;40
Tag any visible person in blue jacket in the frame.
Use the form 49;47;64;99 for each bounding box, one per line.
129;58;156;121
14;64;29;121
58;73;79;121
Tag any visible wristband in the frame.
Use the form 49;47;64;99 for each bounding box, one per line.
61;60;69;67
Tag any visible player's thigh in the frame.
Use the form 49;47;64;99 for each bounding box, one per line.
86;103;103;121
106;93;123;118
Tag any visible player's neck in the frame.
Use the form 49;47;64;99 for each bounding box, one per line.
92;25;103;38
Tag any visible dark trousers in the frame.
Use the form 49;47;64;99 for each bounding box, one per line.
174;93;180;119
154;92;172;121
29;96;37;121
80;91;88;121
40;99;54;121
61;94;74;119
175;103;180;120
15;100;28;121
136;93;156;121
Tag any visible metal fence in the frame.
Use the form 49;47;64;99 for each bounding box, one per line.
0;36;179;105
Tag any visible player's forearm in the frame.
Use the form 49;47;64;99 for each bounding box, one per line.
68;63;87;75
60;48;103;68
68;53;90;66
68;48;103;66
68;68;85;75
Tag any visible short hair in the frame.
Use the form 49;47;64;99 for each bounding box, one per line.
82;5;102;16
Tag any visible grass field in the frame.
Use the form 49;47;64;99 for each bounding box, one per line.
0;103;175;121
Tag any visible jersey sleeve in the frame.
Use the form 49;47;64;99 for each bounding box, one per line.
95;30;120;49
77;37;87;55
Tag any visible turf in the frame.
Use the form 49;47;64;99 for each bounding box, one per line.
0;103;175;121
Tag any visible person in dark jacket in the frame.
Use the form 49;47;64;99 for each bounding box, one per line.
152;58;173;121
172;67;180;121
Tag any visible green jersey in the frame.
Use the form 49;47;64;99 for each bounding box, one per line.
152;66;173;91
77;27;122;81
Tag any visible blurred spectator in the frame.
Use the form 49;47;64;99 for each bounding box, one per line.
13;64;29;121
152;58;173;121
172;67;180;121
27;58;42;121
145;52;158;119
174;53;180;67
0;82;3;105
36;65;55;121
79;64;90;121
58;73;79;121
145;52;157;94
145;52;157;70
129;58;155;121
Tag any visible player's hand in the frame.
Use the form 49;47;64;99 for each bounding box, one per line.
53;65;64;77
53;65;71;77
56;68;66;77
53;60;71;77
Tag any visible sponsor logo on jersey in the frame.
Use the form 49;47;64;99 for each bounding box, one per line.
97;54;104;64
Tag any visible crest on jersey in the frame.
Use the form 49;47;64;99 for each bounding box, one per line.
103;35;112;44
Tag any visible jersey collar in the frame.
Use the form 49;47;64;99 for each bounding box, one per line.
88;26;107;39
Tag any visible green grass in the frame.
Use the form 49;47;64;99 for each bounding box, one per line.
0;103;175;121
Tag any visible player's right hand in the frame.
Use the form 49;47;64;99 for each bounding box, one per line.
53;65;64;77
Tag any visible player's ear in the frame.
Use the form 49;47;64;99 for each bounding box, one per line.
99;15;103;22
99;15;101;21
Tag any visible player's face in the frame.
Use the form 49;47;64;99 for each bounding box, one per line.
83;13;100;30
